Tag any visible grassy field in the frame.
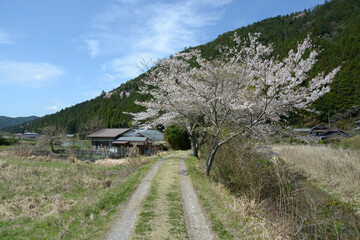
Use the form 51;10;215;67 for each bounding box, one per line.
185;155;284;240
273;144;360;209
0;152;168;239
0;145;13;152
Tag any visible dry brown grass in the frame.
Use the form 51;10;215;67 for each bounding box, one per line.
0;194;75;221
94;154;162;167
0;146;162;223
208;177;289;239
202;140;360;238
0;149;167;239
272;144;360;207
94;158;129;166
0;155;130;223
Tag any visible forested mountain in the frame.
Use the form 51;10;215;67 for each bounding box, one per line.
6;0;360;133
196;0;360;121
0;116;39;130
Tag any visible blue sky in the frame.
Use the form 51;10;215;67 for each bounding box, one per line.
0;0;324;117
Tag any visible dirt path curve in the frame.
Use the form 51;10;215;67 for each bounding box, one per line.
106;153;175;240
179;153;217;240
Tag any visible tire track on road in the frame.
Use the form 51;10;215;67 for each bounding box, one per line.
106;153;175;240
179;153;217;240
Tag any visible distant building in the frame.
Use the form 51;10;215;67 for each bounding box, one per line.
310;124;328;136
88;128;131;148
308;124;350;140
89;128;164;155
355;120;360;131
293;128;311;133
15;133;23;138
320;129;350;141
17;132;40;140
112;132;150;155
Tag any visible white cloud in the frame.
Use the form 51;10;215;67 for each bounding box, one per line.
81;0;232;82
195;0;232;7
117;0;138;4
0;61;65;88
83;38;100;58
0;30;13;44
101;53;155;82
46;105;58;110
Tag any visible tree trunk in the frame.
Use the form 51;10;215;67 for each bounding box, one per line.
50;140;55;153
190;132;199;158
204;137;219;176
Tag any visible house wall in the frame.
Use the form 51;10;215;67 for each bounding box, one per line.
137;145;146;155
112;139;151;155
91;138;114;148
311;130;328;136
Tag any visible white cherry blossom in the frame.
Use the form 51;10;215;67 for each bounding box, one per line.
131;33;340;174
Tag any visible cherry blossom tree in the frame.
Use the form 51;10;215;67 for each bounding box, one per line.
131;33;340;175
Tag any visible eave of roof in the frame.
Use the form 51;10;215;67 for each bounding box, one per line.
116;136;147;142
112;140;129;144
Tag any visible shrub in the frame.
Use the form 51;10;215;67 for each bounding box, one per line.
289;137;307;144
337;135;360;150
13;143;33;156
210;139;360;238
163;125;191;150
0;137;18;146
211;137;285;202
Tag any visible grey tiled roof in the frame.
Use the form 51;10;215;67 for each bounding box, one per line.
89;128;130;138
136;129;164;141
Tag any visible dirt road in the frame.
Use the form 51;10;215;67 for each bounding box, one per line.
106;152;215;240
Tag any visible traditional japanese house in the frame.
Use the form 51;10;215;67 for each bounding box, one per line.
310;124;328;136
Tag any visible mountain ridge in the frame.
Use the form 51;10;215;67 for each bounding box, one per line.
0;115;39;130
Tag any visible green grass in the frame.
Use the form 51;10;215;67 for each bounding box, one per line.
0;153;166;240
18;139;37;145
184;156;280;240
134;181;158;236
167;183;187;236
0;145;12;151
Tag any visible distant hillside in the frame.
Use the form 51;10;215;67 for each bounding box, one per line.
0;116;39;130
6;0;360;133
3;77;148;133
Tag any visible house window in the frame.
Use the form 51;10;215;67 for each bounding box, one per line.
93;141;110;147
